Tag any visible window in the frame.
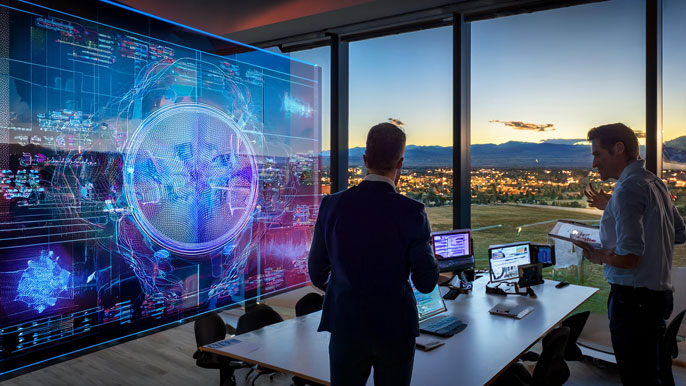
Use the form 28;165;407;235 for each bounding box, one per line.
348;27;453;231
471;0;645;314
663;0;686;266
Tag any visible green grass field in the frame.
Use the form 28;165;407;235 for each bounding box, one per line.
426;204;686;315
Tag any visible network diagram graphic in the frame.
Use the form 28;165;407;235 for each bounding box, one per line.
0;1;321;378
15;251;71;314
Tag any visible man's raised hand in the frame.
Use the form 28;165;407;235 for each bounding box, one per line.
585;183;611;210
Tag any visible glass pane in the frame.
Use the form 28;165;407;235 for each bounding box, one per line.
471;0;645;314
288;47;331;194
349;27;453;231
663;0;686;267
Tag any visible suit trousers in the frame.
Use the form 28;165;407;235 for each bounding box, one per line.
328;333;415;386
608;284;673;386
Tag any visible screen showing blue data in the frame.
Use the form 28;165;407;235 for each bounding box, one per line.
432;231;470;259
0;1;321;377
536;246;553;265
412;283;445;321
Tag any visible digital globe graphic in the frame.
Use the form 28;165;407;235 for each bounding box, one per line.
123;103;259;255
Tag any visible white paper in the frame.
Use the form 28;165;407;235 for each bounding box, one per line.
548;221;600;269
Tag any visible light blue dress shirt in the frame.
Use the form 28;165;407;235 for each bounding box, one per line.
599;159;686;291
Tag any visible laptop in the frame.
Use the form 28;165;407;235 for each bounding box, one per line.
412;282;467;337
431;229;474;272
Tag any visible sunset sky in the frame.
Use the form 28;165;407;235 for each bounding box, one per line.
290;0;685;150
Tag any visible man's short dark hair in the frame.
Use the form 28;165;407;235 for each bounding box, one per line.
365;123;406;170
587;123;640;161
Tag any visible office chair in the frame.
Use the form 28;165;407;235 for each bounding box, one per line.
236;303;284;334
520;311;590;363
533;326;571;386
235;304;284;386
492;327;571;386
660;309;686;386
234;304;325;386
519;311;591;362
193;313;235;386
295;293;324;317
561;310;590;361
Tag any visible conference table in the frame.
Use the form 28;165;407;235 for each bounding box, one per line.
201;277;598;385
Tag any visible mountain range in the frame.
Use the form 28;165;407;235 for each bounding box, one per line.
320;135;686;168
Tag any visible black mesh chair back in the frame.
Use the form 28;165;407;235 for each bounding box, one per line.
195;313;227;347
193;313;227;368
532;326;570;386
561;311;590;361
295;293;324;317
236;304;284;335
660;309;686;386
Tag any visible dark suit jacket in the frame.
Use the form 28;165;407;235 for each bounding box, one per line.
308;180;439;339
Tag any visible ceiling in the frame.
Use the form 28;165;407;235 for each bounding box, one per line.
115;0;603;49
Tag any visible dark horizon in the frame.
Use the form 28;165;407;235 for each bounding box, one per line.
319;137;686;169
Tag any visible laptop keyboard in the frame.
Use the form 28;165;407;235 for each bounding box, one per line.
419;315;467;337
438;260;454;270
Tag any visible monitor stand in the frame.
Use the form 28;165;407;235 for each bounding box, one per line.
484;281;537;297
443;269;474;300
451;269;474;290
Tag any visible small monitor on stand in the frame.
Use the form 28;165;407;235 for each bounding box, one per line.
531;243;555;268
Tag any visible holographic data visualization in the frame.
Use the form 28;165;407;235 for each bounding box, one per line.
0;1;322;377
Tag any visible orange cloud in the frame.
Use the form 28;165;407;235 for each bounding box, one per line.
388;117;405;127
489;120;555;132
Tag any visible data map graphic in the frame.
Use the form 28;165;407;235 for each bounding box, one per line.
0;1;322;377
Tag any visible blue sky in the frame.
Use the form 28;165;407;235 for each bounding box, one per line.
289;0;684;150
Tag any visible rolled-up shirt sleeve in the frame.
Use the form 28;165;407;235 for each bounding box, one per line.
613;185;646;256
408;208;439;294
674;205;686;245
308;196;330;290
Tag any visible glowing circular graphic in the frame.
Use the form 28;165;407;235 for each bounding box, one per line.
123;103;258;255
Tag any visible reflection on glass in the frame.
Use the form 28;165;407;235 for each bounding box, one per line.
0;2;321;377
289;47;331;194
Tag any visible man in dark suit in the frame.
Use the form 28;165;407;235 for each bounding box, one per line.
308;122;439;386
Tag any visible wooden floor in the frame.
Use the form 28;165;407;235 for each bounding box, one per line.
3;318;218;386
4;285;686;386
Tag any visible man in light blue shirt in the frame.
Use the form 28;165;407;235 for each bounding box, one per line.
575;123;686;386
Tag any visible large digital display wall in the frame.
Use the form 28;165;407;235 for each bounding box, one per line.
0;1;321;378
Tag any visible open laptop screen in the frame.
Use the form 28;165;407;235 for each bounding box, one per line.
411;282;446;321
488;242;532;283
431;229;474;272
432;229;470;259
